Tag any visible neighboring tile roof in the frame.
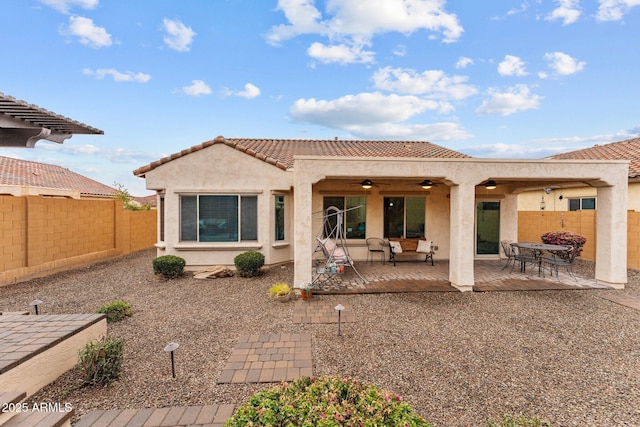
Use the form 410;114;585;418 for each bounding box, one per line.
0;156;115;197
133;136;472;176
550;137;640;179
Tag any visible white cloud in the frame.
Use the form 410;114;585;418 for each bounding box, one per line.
347;122;472;141
497;55;528;76
63;16;111;48
83;68;151;83
392;44;407;57
236;83;261;99
162;18;196;52
544;51;586;75
372;67;477;108
290;92;438;128
545;0;581;25
266;0;463;64
475;84;542;116
455;56;474;69
596;0;640;21
38;0;98;14
308;41;375;64
181;80;212;96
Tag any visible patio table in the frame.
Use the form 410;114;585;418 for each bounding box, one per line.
510;242;571;276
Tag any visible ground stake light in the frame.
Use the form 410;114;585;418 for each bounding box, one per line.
335;304;345;336
164;342;179;378
30;299;42;315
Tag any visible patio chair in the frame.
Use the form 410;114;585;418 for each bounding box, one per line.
542;246;577;281
500;240;514;270
511;245;541;276
366;237;386;264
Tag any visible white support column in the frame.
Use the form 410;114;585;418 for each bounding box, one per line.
293;177;314;289
449;182;476;291
500;194;518;243
595;184;628;288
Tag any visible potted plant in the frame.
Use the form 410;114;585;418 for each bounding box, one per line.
299;283;312;301
269;282;291;302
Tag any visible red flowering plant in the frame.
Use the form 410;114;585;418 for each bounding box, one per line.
541;231;587;257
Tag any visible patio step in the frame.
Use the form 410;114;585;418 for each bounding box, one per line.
0;391;26;425
2;406;73;427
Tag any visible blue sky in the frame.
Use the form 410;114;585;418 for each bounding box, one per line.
1;0;639;196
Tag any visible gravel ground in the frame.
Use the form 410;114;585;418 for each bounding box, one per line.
1;249;640;426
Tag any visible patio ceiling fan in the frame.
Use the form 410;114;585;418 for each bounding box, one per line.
346;179;390;189
408;179;436;189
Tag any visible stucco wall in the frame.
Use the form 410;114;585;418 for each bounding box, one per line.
144;144;294;268
519;182;640;211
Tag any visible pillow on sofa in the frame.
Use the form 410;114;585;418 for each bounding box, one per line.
417;240;432;253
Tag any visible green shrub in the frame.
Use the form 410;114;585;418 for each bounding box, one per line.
152;255;186;279
541;230;587;257
488;413;553;427
97;300;132;323
233;251;265;277
225;375;432;426
78;337;124;386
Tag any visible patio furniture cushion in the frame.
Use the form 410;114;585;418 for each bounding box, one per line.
416;240;432;253
389;241;403;253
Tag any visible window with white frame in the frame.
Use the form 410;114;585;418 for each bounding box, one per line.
568;197;596;211
180;195;257;242
322;196;366;239
384;196;425;238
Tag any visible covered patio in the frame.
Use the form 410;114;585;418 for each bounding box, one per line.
311;259;609;294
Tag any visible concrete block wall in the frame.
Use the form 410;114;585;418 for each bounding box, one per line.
0;196;157;286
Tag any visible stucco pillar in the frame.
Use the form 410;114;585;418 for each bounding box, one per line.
293;178;314;288
595;184;628;288
449;182;476;291
500;194;518;244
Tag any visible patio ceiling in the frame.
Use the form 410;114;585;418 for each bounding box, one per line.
0;92;103;148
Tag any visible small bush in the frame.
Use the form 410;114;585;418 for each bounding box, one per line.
233;251;265;277
269;282;291;297
541;231;587;257
97;300;132;323
152;255;186;279
78;337;124;386
225;375;432;426
488;413;553;427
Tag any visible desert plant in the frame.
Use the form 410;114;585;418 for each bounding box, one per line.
78;337;124;386
225;375;432;426
269;282;291;297
97;300;132;322
541;230;587;257
152;255;186;279
487;413;553;427
233;251;265;277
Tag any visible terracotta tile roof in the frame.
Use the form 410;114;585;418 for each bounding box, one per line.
550;137;640;178
133;136;472;177
0;156;115;197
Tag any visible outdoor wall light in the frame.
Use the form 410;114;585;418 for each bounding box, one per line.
335;304;345;336
360;179;373;189
420;179;433;189
484;180;497;190
30;299;42;315
164;342;179;378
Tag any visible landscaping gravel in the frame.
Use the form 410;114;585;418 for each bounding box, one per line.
1;249;639;426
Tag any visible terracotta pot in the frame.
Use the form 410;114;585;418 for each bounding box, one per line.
300;288;312;301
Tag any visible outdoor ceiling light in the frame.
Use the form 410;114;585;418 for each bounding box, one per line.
420;179;433;189
360;179;373;189
484;180;497;190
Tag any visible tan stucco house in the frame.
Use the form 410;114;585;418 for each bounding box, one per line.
134;136;629;291
519;137;640;211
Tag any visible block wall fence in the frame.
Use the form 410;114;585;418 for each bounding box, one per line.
0;195;157;287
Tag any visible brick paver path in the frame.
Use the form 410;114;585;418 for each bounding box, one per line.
217;333;312;384
597;292;640;310
75;404;235;427
292;300;353;324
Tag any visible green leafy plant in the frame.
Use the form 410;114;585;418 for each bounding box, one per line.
541;231;587;257
269;282;291;297
225;375;432;427
487;413;553;427
233;251;265;277
97;300;132;323
78;337;124;386
152;255;186;279
112;182;152;211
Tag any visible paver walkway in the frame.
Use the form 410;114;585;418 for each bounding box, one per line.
597;292;640;310
75;404;235;427
292;300;353;324
216;333;313;384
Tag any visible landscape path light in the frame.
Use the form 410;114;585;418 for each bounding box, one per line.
164;342;179;378
335;304;345;336
30;299;42;315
